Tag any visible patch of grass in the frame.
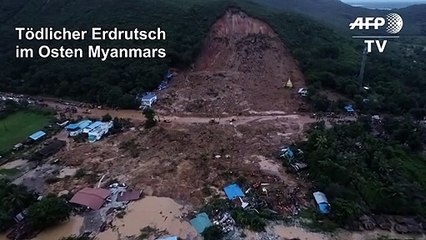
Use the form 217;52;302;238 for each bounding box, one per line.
0;111;52;153
0;168;21;177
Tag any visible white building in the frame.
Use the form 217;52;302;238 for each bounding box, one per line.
88;121;113;143
141;93;157;108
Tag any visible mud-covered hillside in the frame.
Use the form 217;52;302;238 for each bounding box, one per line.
158;10;306;115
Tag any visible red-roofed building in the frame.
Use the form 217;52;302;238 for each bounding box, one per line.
69;187;111;210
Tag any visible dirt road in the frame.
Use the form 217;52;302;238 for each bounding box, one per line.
44;98;323;137
42;96;357;138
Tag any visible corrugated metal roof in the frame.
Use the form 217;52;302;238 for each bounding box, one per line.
29;131;46;141
78;120;92;129
84;121;102;131
65;120;92;130
190;212;212;234
319;203;331;214
117;191;142;202
224;184;245;200
142;92;157;100
65;123;79;130
69;188;111;210
313;191;329;204
156;236;178;240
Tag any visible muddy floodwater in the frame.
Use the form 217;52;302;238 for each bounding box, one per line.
32;216;84;240
271;225;426;240
97;196;198;240
2;196;424;240
0;216;83;240
271;225;329;240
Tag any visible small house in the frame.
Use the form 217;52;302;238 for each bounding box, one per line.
313;191;331;214
344;105;355;113
141;93;158;108
290;162;308;172
13;143;24;151
14;209;28;223
28;131;46;141
298;88;308;97
279;147;294;159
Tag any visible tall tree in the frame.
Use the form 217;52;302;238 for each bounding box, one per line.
143;107;157;129
27;196;71;231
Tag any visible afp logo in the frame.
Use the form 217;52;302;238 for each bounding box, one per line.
349;13;404;34
350;13;404;53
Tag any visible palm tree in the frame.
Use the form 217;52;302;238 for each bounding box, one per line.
314;135;328;150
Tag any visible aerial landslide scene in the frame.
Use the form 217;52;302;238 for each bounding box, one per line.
0;0;425;240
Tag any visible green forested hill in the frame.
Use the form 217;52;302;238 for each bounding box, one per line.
0;0;233;107
0;0;425;115
0;0;357;108
252;0;426;36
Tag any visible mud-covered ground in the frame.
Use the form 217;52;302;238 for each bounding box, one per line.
157;10;307;115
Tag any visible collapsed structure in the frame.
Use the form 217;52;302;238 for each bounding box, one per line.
30;139;66;161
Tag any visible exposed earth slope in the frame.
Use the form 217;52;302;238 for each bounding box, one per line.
158;10;306;115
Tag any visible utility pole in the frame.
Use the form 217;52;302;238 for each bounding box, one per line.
358;46;368;90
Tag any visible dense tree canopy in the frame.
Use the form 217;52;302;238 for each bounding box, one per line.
302;121;426;226
0;179;36;232
2;0;424;116
27;195;71;231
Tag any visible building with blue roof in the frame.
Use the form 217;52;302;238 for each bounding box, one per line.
279;147;294;159
65;120;92;137
83;121;103;134
29;131;46;141
224;183;245;200
190;212;212;234
313;191;331;214
344;104;355;113
156;236;178;240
